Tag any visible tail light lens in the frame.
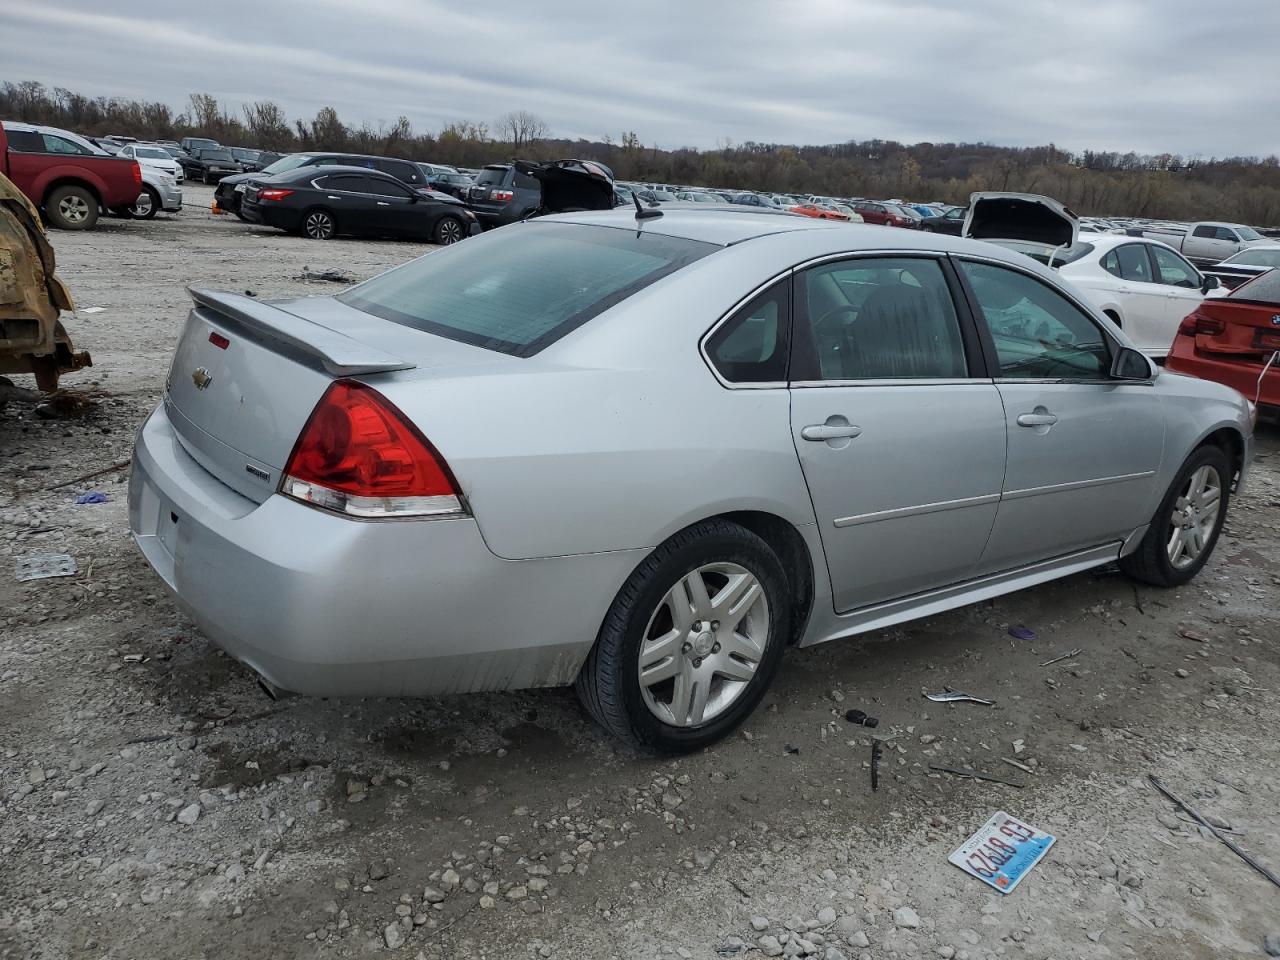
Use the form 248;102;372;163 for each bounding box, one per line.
257;188;294;202
131;162;142;186
490;189;514;202
281;380;465;519
1178;313;1225;336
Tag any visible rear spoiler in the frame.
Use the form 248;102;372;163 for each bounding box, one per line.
188;287;415;376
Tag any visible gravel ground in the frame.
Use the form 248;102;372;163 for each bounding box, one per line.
2;184;1279;960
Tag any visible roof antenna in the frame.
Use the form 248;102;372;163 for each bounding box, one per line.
633;192;662;221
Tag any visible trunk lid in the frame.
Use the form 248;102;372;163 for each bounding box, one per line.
1194;269;1280;358
515;158;615;214
164;289;415;503
963;192;1079;247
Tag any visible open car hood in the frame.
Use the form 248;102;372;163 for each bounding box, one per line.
514;158;615;214
963;192;1079;247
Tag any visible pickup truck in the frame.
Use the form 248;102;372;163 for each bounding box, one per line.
1142;221;1266;266
1;121;142;230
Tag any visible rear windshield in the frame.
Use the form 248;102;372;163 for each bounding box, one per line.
995;239;1095;267
339;222;717;356
476;167;509;186
261;154;315;175
1227;248;1280;268
1229;268;1280;304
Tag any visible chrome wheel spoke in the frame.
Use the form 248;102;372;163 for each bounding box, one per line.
638;629;682;685
667;663;696;725
664;582;694;633
711;651;757;682
682;571;713;620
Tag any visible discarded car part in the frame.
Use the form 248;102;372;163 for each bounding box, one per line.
870;740;882;792
1008;625;1036;641
0;172;90;392
1148;775;1280;889
930;765;1024;788
925;689;996;706
948;811;1055;893
1040;648;1083;666
844;709;880;728
74;491;109;504
16;554;77;582
1001;757;1035;774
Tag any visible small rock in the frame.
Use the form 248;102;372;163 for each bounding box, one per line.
893;906;920;929
1263;934;1280;957
847;931;870;949
479;895;495;909
383;923;404;949
824;948;848;960
1175;668;1190;679
422;886;445;904
85;799;106;817
817;907;837;925
937;948;956;959
759;935;783;957
369;862;389;881
506;885;528;901
752;916;771;932
176;803;201;825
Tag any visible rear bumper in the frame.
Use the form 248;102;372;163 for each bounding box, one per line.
127;404;643;697
1167;335;1280;409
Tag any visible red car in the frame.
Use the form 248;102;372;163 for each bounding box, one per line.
787;202;849;221
1167;268;1280;412
852;200;915;227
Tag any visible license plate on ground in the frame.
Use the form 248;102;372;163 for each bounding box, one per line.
948;811;1055;894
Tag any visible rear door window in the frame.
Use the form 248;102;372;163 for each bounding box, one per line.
365;176;413;199
339;222;716;357
3;129;43;152
1115;244;1154;282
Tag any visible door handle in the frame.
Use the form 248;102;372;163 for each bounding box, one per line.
801;423;862;441
1016;412;1058;428
377;201;390;206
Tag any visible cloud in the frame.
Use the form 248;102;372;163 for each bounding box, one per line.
3;0;1277;157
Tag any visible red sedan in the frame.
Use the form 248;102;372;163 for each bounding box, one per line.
1167;268;1280;412
787;202;849;221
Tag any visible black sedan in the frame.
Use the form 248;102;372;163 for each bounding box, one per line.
240;165;481;243
918;206;967;234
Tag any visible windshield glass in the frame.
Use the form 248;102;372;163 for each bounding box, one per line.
230;148;258;160
1229;268;1280;303
340;222;716;357
261;154;315;175
200;149;234;161
1237;227;1263;241
1227;247;1280;268
134;147;170;159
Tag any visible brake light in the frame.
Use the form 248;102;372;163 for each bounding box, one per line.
257;188;294;202
131;162;142;186
490;189;514;202
281;380;465;519
1178;313;1225;336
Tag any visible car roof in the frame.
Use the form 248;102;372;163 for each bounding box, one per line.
273;164;401;180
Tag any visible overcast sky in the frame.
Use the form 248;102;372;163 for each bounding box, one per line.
5;0;1278;157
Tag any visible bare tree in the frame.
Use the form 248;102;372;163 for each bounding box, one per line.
243;100;292;150
494;110;549;151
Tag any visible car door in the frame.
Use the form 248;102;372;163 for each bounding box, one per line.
1098;243;1169;353
315;174;376;233
362;175;420;237
1148;244;1207;352
787;254;1007;612
955;257;1165;572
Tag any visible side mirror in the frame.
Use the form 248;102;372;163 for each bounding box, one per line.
1112;346;1155;381
1201;274;1220;293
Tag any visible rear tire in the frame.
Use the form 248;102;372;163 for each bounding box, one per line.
45;185;98;230
1120;444;1231;587
575;519;790;753
300;208;336;240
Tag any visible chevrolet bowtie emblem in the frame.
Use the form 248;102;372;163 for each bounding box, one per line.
192;367;213;390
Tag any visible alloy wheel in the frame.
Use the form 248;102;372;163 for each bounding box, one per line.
59;194;90;223
438;218;463;244
637;562;769;727
132;191;153;217
305;212;334;239
1166;464;1221;569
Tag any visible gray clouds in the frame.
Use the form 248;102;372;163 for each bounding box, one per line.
3;0;1277;156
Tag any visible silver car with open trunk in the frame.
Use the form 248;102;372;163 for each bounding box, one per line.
129;206;1253;751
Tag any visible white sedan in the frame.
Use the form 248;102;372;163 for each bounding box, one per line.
1005;234;1218;358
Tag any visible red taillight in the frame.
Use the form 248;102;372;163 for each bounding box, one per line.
131;162;142;186
257;188;294;202
1178;313;1225;336
281;380;464;519
208;331;230;350
490;189;514;202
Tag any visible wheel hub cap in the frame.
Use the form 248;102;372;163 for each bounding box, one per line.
1166;464;1221;569
636;562;770;728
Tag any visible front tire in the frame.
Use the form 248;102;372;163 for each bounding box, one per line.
300;208;336;240
1121;444;1231;587
576;520;790;753
45;185;98;230
433;215;465;245
131;186;159;220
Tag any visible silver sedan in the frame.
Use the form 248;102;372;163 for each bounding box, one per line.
128;208;1254;752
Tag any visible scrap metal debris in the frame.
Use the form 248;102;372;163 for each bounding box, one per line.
870;740;883;792
925;688;996;706
74;491;108;504
1148;775;1280;890
1040;648;1084;667
1008;626;1037;641
15;554;76;582
930;764;1025;789
298;266;355;284
844;709;880;729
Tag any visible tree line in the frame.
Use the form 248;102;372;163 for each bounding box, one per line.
4;79;1279;225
